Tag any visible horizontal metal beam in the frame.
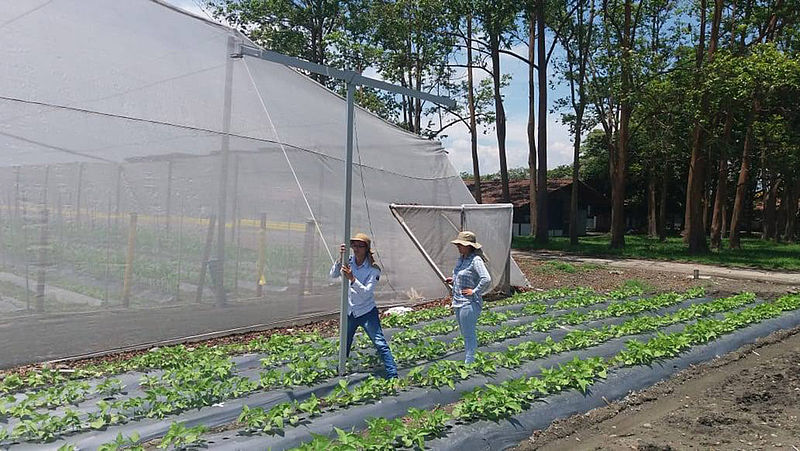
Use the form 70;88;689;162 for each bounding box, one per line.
237;45;457;108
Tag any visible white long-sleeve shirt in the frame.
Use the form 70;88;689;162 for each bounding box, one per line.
330;256;381;318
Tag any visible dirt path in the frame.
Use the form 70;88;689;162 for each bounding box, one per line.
515;326;800;451
514;250;800;286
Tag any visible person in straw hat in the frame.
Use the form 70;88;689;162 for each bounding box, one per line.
329;232;398;379
445;230;491;364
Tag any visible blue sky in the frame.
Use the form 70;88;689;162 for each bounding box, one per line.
165;0;575;175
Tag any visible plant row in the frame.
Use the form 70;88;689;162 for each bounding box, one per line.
291;292;800;450
0;287;701;445
196;289;738;443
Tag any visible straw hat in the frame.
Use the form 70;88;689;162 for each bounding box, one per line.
350;232;372;247
450;231;482;249
350;232;378;265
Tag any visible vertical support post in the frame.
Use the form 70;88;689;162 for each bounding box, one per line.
230;154;240;243
234;217;242;297
75;163;84;228
104;195;112;306
175;199;184;303
115;165;122;227
57;191;63;242
122;212;138;308
338;81;356;376
35;208;48;313
35;167;50;313
298;219;315;300
214;35;236;308
165;160;173;236
196;214;216;303
14;166;20;223
256;213;267;297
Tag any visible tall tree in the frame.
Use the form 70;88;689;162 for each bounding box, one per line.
685;0;723;254
556;0;597;245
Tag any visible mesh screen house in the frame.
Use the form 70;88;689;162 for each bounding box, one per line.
0;0;527;368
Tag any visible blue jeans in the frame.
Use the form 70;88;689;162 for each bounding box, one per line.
346;307;398;378
455;302;482;364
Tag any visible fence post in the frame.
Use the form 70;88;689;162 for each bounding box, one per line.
122;212;138;308
195;214;216;303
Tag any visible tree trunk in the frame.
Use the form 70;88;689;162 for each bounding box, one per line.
763;177;780;241
609;0;633;250
647;171;658;238
710;112;733;248
527;11;537;235
570;112;582;245
686;0;722;255
729;101;757;249
658;167;668;241
784;178;800;242
535;0;549;244
466;15;482;203
489;32;510;203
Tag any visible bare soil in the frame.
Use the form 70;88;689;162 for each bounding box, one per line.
513;252;800;451
515;326;800;451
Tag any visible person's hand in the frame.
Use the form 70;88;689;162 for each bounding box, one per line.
461;288;474;296
341;264;355;282
445;277;453;284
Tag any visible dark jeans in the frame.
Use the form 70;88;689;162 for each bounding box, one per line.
346;307;398;378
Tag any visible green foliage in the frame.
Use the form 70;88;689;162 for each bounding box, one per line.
513;235;800;271
158;422;208;450
98;432;143;451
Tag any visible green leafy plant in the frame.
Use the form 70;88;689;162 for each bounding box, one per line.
158;422;208;450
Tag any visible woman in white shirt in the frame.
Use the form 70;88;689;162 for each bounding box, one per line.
330;233;398;379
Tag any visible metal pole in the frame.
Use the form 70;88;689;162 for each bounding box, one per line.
214;35;236;308
338;82;356;376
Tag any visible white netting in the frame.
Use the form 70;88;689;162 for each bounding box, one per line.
0;0;527;367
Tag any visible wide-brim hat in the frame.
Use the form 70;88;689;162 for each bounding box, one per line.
350;232;372;246
450;230;482;249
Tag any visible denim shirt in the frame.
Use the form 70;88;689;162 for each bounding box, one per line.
451;253;491;308
330;256;381;318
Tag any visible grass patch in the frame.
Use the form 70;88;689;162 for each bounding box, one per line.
513;235;800;271
534;261;604;274
619;278;655;294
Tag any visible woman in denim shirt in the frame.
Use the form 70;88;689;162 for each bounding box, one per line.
445;231;491;364
330;232;398;379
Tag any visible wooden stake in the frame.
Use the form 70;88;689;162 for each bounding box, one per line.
195;214;216;303
35;208;48;313
122;212;138;308
256;213;266;297
75;163;84;227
